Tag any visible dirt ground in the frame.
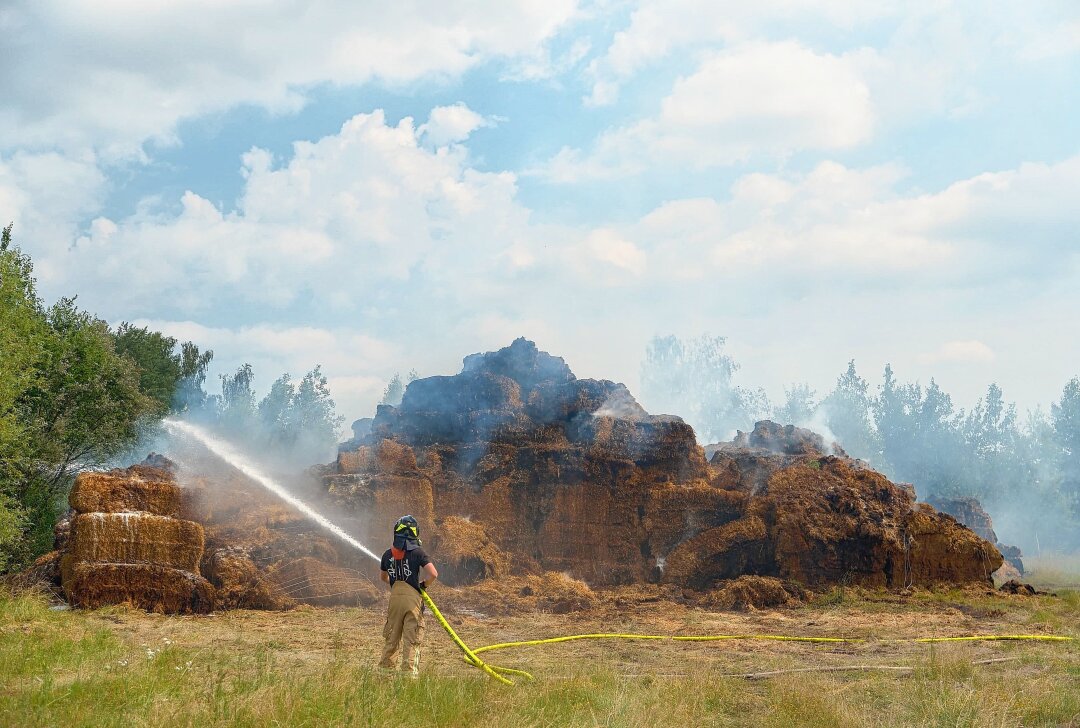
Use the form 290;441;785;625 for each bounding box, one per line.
87;583;1078;683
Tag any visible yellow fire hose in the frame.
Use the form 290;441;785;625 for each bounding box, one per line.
421;590;535;685
422;590;1073;686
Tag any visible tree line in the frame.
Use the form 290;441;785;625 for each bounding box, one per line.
641;334;1080;552
0;226;341;572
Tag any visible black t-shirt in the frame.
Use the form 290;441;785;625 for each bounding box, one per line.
381;547;432;591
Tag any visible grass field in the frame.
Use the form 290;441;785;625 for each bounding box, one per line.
2;559;1078;727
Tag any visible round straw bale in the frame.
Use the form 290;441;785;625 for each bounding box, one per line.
65;562;214;614
69;513;204;571
69;470;181;516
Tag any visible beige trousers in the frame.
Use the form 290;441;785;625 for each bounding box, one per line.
379;581;425;673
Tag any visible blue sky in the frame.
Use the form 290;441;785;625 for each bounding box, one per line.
2;1;1078;427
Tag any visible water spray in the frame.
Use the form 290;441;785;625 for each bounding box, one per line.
162;418;381;563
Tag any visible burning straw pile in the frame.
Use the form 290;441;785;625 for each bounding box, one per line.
61;466;214;614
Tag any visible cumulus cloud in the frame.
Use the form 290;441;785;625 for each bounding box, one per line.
595;153;1080;285
61;110;532;317
419;104;493;147
0;151;107;284
544;42;875;178
584;0;891;106
582;228;647;278
584;0;1079;110
0;0;580;157
23;119;1079;417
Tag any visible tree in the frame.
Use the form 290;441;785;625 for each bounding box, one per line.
1051;377;1080;511
218;364;256;432
258;373;295;444
959;383;1021;505
290;366;343;462
247;366;342;464
113;324;182;413
381;373;405;406
113;324;214;415
174;341;214;413
774;383;817;426
640;334;763;441
1;225;213;568
821;360;880;461
15;298;156;555
874;364;913;475
0;223;38;568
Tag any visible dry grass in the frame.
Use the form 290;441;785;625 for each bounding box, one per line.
2;573;1078;727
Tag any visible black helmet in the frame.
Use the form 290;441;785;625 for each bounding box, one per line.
393;515;421;551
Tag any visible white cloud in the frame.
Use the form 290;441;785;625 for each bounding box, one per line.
584;0;893;105
918;340;996;365
585;1;1079;110
544;42;875;178
0;0;581;157
582;228;647;277
0;152;107;284
419;104;493;147
658;42;874;150
603;154;1080;284
58;110;532;316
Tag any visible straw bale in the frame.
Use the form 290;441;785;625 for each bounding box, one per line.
336;449;372;474
369;475;435;536
178;481;213;522
445;571;599;615
268;557;381;607
374;439;418;474
202;547;294;610
699;576;807;611
69;513;204;571
70;469;181;516
60;554;76;593
430;516;510;586
65;562;214;614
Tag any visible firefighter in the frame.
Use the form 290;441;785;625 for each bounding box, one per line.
378;515;438;677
